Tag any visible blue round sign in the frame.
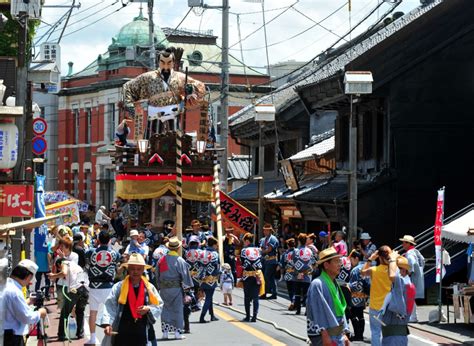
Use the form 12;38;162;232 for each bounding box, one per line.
32;136;47;155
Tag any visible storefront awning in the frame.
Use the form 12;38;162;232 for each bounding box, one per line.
228;178;286;201
442;209;474;244
115;174;213;201
0;213;69;234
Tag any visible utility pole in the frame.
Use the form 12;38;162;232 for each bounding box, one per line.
220;0;229;192
348;95;357;248
15;12;28;181
148;0;156;70
257;123;264;238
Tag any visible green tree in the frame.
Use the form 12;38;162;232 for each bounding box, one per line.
0;9;40;59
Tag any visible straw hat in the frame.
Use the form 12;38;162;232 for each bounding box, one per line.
166;237;181;250
399;235;416;245
317;247;342;265
122;253;152;270
130;229;139;237
396;256;411;271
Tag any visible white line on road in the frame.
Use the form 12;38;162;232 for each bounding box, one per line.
408;334;439;345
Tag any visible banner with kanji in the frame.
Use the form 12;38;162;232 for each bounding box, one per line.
434;188;445;283
46;199;80;226
34;175;48;253
219;191;258;235
0;184;34;217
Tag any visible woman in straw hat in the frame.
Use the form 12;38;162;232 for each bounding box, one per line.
306;248;350;346
99;253;162;346
155;237;193;340
380;252;416;346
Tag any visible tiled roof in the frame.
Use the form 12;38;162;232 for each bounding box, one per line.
228;178;286;201
294;179;348;202
289;131;335;162
227;155;251;181
229;0;443;128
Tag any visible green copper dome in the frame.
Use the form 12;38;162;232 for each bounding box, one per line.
111;9;169;48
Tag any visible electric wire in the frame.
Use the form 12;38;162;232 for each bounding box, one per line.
231;1;348;52
229;0;398;100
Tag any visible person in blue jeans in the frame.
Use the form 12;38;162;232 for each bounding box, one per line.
199;236;220;323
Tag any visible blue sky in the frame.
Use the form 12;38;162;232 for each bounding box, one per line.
36;0;421;76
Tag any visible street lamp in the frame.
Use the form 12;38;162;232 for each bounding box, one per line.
343;71;373;250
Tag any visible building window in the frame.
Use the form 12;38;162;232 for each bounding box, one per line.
108;103;116;142
73;109;79;145
188;51;203;66
73;170;79;197
84;169;91;203
86;107;92;143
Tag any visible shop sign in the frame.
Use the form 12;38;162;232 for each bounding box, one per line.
0;184;34;217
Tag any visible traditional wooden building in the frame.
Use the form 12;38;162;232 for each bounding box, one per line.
230;0;474;245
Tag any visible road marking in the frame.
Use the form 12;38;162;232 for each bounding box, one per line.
214;308;286;346
408;334;439;345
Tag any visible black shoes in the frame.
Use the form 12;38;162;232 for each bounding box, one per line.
268;295;277;300
199;318;208;323
210;316;219;321
250;316;257;322
259;295;267;300
242;316;250;322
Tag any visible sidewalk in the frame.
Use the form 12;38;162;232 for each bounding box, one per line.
408;305;474;345
27;298;91;346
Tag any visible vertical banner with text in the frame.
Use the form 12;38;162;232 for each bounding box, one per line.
34;175;48;254
434;187;445;283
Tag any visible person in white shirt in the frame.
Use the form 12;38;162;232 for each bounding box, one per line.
95;205;111;225
3;260;47;346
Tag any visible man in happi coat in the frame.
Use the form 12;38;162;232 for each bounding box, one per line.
381;253;416;346
99;253;162;346
155;237;193;340
306;248;350;346
291;233;316;315
259;223;279;299
198;236;220;323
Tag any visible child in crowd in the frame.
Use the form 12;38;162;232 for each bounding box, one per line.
220;263;234;305
126;229;144;254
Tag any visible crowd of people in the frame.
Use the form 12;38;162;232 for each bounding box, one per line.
2;204;430;346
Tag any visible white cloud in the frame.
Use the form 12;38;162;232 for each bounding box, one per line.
38;0;421;75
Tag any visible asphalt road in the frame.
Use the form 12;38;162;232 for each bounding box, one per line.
32;287;465;345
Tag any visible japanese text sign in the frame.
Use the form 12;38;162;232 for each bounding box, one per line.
0;184;34;217
197;101;209;142
434;188;444;283
219;191;258;234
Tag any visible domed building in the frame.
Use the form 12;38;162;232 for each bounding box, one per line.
55;11;270;212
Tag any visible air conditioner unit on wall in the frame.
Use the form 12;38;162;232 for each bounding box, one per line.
11;0;42;19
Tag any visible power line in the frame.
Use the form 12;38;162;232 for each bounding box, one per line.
228;1;298;50
52;2;128;40
231;1;348;52
228;0;401;100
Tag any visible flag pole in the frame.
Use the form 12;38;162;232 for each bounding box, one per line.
438;186;445;322
213;164;224;265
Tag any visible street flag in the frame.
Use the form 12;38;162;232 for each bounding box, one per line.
218;191;258;236
34;175;48;254
434;187;445;283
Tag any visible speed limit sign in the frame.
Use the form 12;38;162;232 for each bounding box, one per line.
32;118;48;136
